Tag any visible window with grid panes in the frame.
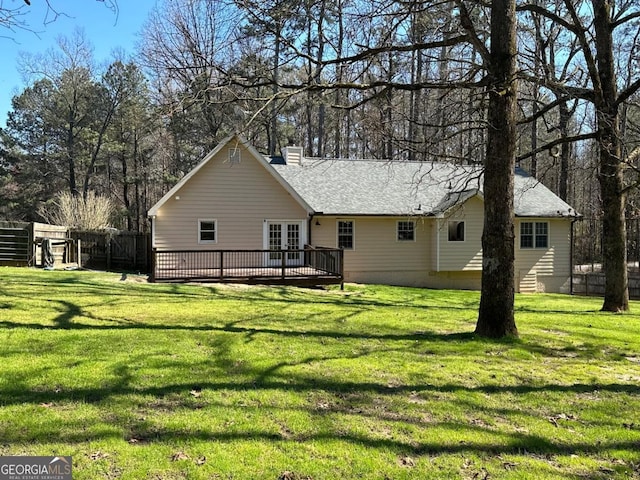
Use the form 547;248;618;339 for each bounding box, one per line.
199;220;217;243
337;220;354;249
520;221;548;249
397;221;415;241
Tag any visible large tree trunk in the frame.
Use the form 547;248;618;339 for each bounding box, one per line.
475;0;519;338
269;25;281;157
598;103;628;311
121;142;132;232
558;100;571;201
593;0;629;311
66;113;78;196
599;153;629;311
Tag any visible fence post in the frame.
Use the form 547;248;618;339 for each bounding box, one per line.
146;233;152;273
220;251;224;280
281;249;286;279
28;222;35;266
339;248;345;290
133;234;138;270
585;274;589;296
150;249;156;282
106;232;112;270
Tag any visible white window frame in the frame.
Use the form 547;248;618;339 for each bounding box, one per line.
198;219;217;244
520;221;548;249
397;220;416;242
337;220;355;250
447;220;465;242
262;220;307;250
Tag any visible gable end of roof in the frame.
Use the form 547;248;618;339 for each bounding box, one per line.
148;134;314;216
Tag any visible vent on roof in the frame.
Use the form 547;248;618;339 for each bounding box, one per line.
282;146;303;165
229;148;241;164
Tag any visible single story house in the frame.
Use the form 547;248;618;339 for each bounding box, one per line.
148;134;579;293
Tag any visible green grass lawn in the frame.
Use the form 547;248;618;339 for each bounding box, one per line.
0;267;639;479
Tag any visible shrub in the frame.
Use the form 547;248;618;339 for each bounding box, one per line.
38;191;114;230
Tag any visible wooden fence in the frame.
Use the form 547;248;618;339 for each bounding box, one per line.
33;222;73;266
0;222;74;266
572;272;640;299
0;222;150;273
71;230;150;272
0;222;31;266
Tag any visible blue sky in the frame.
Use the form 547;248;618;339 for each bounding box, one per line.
0;1;156;128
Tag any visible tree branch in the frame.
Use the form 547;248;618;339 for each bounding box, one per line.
519;73;595;102
516;132;597;162
283;78;489;93
517;94;580;125
278;33;473;68
454;0;490;66
611;11;640;30
516;4;581;35
616;77;640;108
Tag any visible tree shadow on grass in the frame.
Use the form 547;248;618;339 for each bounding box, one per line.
0;310;479;343
0;336;637;476
51;300;83;329
0;277;484;311
1;372;637;408
0;385;638;467
6;420;638;458
0;310;631;362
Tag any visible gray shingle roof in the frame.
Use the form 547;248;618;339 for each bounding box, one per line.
272;159;577;218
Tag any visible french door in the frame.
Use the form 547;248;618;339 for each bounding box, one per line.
265;221;304;266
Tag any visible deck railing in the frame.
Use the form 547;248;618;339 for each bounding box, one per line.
151;246;343;286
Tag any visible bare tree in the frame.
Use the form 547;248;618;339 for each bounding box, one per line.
521;0;640;312
141;0;234;136
518;1;583;200
1;0;117;32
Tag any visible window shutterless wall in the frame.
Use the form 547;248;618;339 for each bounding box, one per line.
152;143;308;251
311;216;431;275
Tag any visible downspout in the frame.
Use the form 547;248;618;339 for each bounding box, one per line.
570;215;581;295
150;215;156;249
436;218;441;272
149;214;156;282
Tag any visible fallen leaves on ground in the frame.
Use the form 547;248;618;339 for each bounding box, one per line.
170;451;190;462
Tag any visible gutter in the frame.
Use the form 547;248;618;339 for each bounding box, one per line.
149;214;156;250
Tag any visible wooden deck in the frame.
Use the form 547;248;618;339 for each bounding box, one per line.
151;247;344;287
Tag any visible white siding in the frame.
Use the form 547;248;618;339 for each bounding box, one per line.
153;144;307;250
311;216;432;286
310;212;572;293
436;196;484;271
515;218;572;293
433;198;572;293
518;270;538;293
